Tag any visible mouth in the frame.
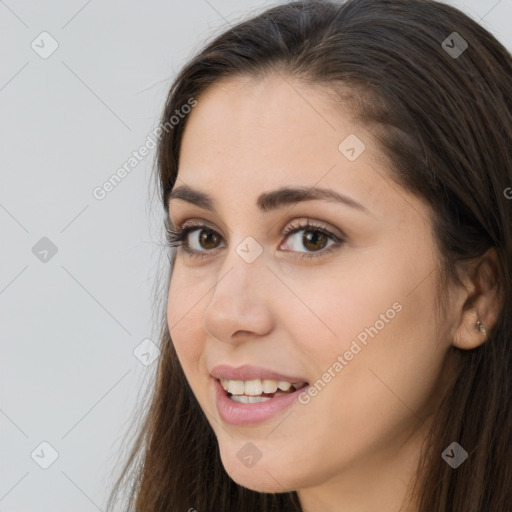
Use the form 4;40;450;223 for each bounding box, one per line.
212;378;310;426
219;379;309;403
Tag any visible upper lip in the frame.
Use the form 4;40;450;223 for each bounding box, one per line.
210;364;308;383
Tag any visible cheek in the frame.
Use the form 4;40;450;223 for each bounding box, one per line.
167;271;208;372
288;249;444;427
281;257;407;360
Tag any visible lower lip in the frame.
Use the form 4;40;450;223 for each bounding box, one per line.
212;378;307;426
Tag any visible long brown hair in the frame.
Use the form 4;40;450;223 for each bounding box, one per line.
105;1;512;510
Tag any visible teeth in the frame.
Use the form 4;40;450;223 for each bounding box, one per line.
262;379;279;393
230;395;272;403
244;379;263;395
220;378;306;395
277;381;292;391
222;379;245;395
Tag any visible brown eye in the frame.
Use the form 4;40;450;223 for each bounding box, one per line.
283;223;338;256
172;219;344;261
302;230;329;252
198;229;221;250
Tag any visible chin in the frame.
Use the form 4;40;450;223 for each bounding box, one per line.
219;449;299;493
228;470;295;494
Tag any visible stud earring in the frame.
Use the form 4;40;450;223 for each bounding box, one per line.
476;320;487;337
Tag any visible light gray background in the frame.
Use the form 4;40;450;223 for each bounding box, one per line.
1;1;511;510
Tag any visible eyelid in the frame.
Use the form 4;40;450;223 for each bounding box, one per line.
177;217;345;240
279;217;346;241
169;217;347;261
179;218;217;230
171;213;230;236
178;218;227;242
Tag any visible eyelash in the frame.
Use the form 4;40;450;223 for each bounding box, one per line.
165;219;345;261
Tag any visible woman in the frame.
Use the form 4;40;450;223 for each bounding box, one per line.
107;0;512;510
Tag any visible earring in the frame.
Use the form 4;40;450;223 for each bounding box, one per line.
476;320;487;337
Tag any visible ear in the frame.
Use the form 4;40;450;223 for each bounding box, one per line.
451;247;503;350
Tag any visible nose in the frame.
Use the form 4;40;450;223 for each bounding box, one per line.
202;245;275;345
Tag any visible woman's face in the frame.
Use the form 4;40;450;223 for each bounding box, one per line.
167;74;454;497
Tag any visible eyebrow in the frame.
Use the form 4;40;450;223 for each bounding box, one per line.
168;184;370;214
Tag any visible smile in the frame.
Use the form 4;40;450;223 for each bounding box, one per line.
212;378;309;425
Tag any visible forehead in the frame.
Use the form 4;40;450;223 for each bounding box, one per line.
180;73;351;153
178;75;372;184
174;74;429;226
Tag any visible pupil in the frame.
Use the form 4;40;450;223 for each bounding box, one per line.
200;229;218;249
303;230;327;251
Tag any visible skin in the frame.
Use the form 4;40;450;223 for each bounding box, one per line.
166;73;499;512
